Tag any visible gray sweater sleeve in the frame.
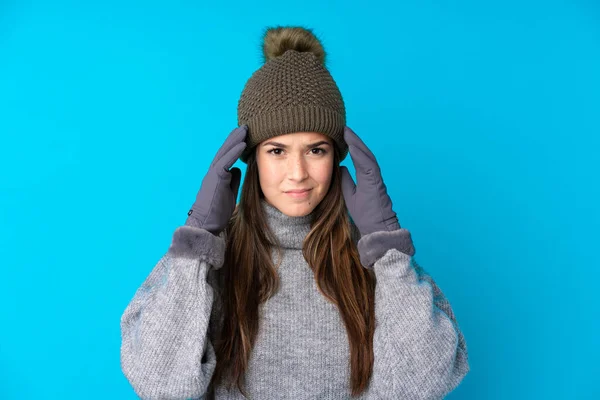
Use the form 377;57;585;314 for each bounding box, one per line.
357;229;470;399
120;225;226;400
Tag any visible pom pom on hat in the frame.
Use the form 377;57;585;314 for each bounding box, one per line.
262;26;326;65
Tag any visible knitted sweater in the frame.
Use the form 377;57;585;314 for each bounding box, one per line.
120;199;469;399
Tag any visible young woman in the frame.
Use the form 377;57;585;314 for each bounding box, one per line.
120;26;469;399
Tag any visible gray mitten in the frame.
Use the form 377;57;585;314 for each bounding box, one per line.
340;126;400;236
185;125;248;235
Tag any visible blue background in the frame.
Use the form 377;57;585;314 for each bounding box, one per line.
1;0;598;399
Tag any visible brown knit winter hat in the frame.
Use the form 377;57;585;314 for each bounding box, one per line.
237;26;348;164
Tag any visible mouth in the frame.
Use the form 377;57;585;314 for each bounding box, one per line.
285;188;312;197
285;189;311;193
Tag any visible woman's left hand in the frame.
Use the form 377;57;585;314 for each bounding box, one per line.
340;126;401;236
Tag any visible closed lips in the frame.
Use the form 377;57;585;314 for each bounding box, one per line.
286;189;311;193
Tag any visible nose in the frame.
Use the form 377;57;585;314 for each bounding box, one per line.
287;153;309;181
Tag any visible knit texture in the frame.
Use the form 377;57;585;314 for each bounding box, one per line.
237;49;348;163
120;200;470;399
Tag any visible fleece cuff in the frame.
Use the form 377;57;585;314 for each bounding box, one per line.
357;228;416;269
168;225;226;269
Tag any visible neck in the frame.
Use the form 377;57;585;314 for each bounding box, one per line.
261;198;314;250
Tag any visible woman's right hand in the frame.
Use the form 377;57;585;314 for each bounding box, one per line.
185;125;248;235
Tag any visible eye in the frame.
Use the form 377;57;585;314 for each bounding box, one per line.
267;148;283;155
266;148;328;156
311;148;327;155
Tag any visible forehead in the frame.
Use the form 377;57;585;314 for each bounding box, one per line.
261;131;331;144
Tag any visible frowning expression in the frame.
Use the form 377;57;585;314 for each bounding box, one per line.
256;132;334;217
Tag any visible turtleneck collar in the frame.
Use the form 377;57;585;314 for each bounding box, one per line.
261;198;314;250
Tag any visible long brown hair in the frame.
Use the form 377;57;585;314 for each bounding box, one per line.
207;147;377;398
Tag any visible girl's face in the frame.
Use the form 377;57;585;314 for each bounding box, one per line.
256;132;334;217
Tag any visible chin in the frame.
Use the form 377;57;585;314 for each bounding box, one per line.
279;200;318;217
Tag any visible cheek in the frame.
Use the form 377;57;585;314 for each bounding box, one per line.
310;164;333;187
258;162;283;188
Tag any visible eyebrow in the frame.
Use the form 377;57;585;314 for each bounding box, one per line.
261;140;331;149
